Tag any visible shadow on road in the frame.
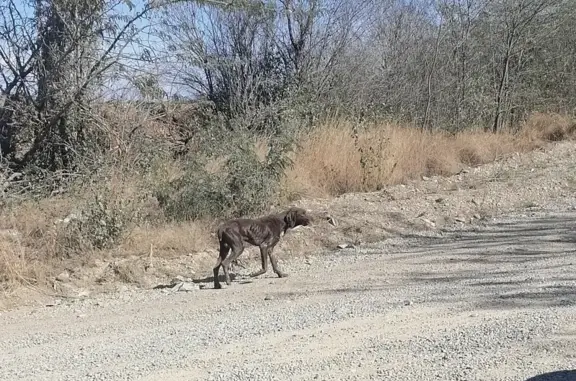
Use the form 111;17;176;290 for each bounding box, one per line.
524;370;576;381
400;214;576;310
274;213;576;310
404;213;576;310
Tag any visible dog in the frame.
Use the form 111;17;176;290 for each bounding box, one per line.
212;207;334;289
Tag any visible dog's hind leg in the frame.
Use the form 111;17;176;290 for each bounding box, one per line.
221;244;243;286
213;240;230;289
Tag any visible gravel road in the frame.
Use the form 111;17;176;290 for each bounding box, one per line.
1;209;575;381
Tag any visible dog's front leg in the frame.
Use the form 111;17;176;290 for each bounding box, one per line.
268;246;288;278
250;245;269;277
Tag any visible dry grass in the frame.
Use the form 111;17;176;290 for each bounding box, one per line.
117;221;215;258
517;112;576;148
282;113;573;198
0;197;81;293
1;111;574;294
0;238;46;292
0;198;71;259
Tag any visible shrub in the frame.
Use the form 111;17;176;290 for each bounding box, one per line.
155;130;294;221
57;193;139;254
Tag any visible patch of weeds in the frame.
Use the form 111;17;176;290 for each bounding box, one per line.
352;124;389;191
58;193;140;255
96;261;144;284
459;147;482;167
489;168;513;182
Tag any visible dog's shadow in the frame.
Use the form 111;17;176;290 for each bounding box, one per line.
153;274;254;290
192;274;255;288
192;274;238;284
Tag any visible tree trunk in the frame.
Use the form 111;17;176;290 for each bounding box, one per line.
492;32;513;133
422;21;443;130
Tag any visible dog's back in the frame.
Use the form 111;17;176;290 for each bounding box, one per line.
218;214;284;247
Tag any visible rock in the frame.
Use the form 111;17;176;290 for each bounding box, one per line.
56;271;70;282
337;243;354;249
455;217;466;223
63;213;80;224
473;214;481;220
404;300;413;306
54;213;83;225
420;218;436;228
170;281;198;292
264;295;274;301
326;216;337;226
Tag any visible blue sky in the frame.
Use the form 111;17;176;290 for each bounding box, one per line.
3;0;188;99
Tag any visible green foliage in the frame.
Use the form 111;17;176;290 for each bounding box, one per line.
154;157;230;220
155;130;294;221
59;193;139;254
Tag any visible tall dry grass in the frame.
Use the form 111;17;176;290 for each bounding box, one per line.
282;113;575;198
0;240;40;291
0;217;51;292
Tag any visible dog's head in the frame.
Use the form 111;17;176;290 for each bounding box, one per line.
284;207;310;228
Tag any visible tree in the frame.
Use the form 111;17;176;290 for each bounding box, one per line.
487;0;564;132
155;0;363;127
0;0;181;170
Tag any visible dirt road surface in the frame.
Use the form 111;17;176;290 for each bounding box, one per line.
1;209;575;381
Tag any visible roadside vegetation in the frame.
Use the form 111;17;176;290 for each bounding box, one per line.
1;0;575;292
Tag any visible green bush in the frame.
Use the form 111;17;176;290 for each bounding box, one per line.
58;193;139;255
154;157;231;220
155;130;293;221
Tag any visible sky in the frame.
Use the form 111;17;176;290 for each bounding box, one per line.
2;0;187;100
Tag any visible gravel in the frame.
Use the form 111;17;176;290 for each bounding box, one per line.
1;208;575;381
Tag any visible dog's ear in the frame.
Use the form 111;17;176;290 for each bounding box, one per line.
284;208;297;228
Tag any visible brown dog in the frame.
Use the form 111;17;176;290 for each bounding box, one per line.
213;207;317;289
